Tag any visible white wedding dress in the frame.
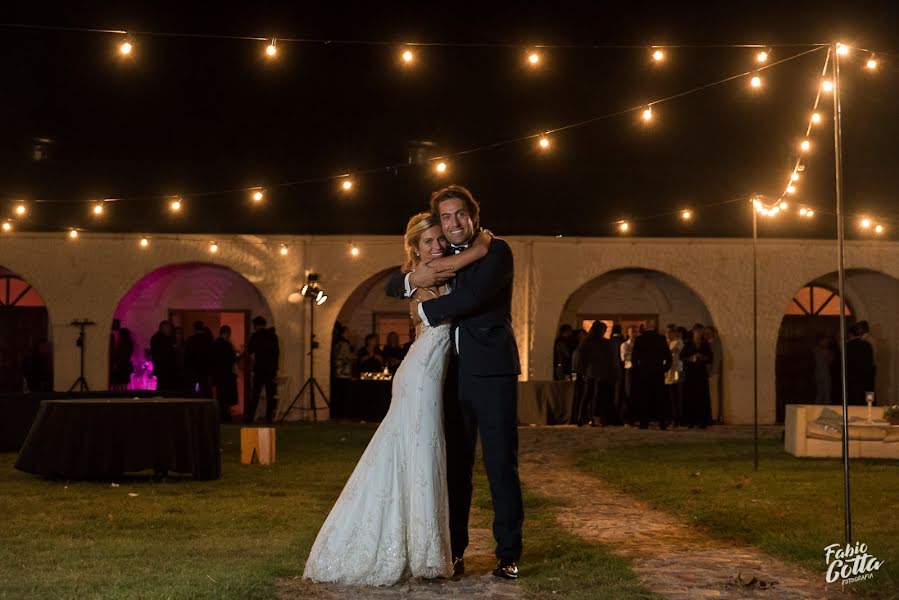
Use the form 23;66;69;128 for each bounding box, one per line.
303;320;453;586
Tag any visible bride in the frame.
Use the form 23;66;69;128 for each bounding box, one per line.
303;212;492;586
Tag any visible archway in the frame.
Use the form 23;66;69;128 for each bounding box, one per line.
112;262;275;417
334;266;410;352
775;269;898;421
0;267;52;392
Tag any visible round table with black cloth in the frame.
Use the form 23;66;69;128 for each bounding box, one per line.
15;398;220;480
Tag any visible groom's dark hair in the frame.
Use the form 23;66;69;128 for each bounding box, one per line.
429;184;480;230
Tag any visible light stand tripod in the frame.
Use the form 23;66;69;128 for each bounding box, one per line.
279;275;329;423
68;319;95;391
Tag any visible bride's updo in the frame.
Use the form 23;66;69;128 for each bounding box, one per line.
403;212;438;273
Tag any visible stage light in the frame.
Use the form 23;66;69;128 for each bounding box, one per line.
860;218;872;229
786;185;796;194
866;56;878;70
652;49;664;62
402;49;414;63
750;75;762;88
874;224;884;234
791;173;800;182
811;112;822;124
252;190;264;202
836;43;850;56
350;244;360;257
538;135;550;150
139;237;149;248
681;210;692;221
435;162;447;174
642;107;653;121
14;203;27;216
2;221;11;232
822;79;833;92
756;50;769;63
800;139;811;152
266;40;277;58
341;179;353;191
119;40;133;56
170;198;182;212
68;228;79;239
209;241;219;253
527;51;540;66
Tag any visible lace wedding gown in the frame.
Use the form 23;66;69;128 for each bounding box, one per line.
303;321;453;586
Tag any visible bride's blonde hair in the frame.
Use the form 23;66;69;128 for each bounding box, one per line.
402;212;439;273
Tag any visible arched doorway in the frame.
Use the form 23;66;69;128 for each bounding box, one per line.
776;269;898;421
112;263;275;417
335;266;410;352
0;267;52;392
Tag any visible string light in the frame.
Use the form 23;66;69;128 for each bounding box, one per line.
169;198;182;212
866;55;878;70
68;228;79;239
875;224;885;234
836;43;850;56
756;50;769;63
279;243;288;255
435;161;447;174
806;209;815;217
811;112;822;124
860;218;872;229
680;209;692;221
401;49;414;64
642;106;653;122
821;79;833;92
350;244;360;257
750;75;762;88
2;220;12;233
265;39;277;58
92;202;105;216
618;221;630;233
800;139;811;152
779;201;789;210
14;203;27;216
252;190;264;203
791;173;800;182
538;135;550;150
527;51;541;66
786;185;796;194
139;237;149;248
651;48;664;62
799;208;808;216
209;241;219;253
119;39;133;56
341;179;353;191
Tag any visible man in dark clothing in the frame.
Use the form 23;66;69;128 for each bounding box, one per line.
631;326;671;429
245;316;280;423
212;325;239;422
573;321;620;426
553;325;574;380
150;320;178;391
184;320;214;395
845;325;875;405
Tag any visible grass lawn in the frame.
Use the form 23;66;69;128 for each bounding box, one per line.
1;423;657;600
577;436;899;599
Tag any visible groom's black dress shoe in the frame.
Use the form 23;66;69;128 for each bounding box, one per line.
492;560;519;580
452;557;465;577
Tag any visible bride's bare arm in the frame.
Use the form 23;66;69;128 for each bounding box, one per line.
425;229;493;273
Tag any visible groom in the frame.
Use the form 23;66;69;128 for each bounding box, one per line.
385;185;524;579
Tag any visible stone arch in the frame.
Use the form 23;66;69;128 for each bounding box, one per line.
0;266;53;392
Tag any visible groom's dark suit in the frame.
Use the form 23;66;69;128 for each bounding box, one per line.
385;237;524;563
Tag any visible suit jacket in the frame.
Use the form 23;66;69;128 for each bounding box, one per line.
385;238;520;377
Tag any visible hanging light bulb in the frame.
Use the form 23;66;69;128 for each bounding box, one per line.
756;50;769;63
800;139;811;152
92;202;105;216
821;79;833;92
435;162;447;174
14;203;27;216
779;201;789;210
527;51;541;66
811;112;822;124
860;218;872;229
618;221;630;233
209;241;219;253
750;75;762;88
265;39;277;58
866;55;878;70
786;185;796;194
538;135;550;150
252;189;264;203
770;206;780;216
680;209;692;221
169;198;182;212
350;244;360;257
139;237;149;248
2;220;12;232
68;228;79;239
341;179;353;191
119;39;133;56
799;208;808;216
402;48;414;64
651;48;664;62
836;43;850;56
874;224;885;234
791;172;800;182
279;244;288;255
806;209;815;217
642;106;653;122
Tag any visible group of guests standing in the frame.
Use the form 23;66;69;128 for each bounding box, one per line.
147;316;280;423
554;321;722;429
330;322;412;412
814;320;877;405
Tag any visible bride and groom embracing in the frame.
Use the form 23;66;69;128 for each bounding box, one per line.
304;185;524;586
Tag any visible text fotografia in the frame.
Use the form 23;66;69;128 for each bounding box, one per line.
824;542;884;586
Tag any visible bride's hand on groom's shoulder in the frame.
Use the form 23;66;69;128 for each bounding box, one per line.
474;228;494;247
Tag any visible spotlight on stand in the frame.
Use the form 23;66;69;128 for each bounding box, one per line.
281;273;329;422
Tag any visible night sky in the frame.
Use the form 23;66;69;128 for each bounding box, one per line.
1;2;897;239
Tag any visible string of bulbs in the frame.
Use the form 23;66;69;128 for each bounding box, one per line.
0;33;892;247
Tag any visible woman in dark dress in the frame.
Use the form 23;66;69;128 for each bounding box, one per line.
110;328;134;391
680;327;713;428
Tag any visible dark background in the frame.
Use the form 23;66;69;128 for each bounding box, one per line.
1;1;896;238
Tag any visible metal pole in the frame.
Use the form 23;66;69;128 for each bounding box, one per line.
308;297;318;422
832;43;852;546
752;203;759;471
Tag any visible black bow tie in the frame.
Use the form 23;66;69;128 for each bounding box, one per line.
450;244;469;255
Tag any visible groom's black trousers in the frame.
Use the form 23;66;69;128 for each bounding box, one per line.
444;354;524;562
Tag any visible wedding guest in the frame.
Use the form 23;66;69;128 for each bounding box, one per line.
553;325;574;380
681;327;713;428
845;325;875;405
212;325;239;422
184;320;214;395
357;333;385;374
620;326;639;425
331;325;355;418
814;334;835;405
704;326;723;422
382;331;406;374
109;327;134;392
574;321;620;426
631;325;670;429
856;320;876;390
665;325;684;427
150;320;178;391
245;316;280;423
609;324;625;422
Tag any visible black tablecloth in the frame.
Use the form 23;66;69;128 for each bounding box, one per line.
331;380;393;421
14;398;220;480
517;381;576;425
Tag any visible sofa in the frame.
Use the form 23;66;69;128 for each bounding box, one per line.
784;404;899;459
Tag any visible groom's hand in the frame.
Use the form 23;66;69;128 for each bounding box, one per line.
409;262;454;288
